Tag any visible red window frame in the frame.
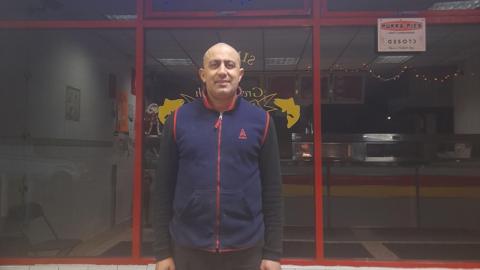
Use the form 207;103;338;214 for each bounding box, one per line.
0;0;480;268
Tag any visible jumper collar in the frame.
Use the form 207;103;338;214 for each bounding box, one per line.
202;87;242;112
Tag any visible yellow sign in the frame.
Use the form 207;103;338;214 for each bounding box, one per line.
158;98;184;124
273;98;300;129
158;87;301;128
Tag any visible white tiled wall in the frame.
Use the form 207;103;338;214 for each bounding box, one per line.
1;265;479;270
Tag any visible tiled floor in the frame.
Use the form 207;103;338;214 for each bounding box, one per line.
6;226;480;261
324;227;480;261
68;223;132;257
3;226;480;268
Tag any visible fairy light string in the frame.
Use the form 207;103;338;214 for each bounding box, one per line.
327;63;469;83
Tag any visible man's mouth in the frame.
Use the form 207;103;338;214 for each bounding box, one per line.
216;80;230;84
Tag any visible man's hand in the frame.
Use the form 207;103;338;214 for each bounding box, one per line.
260;259;281;270
155;257;175;270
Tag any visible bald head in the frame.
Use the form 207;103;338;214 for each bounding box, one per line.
199;42;244;112
203;42;241;69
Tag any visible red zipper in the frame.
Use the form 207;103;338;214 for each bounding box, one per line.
214;112;223;252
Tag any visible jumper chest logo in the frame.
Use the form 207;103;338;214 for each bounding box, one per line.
155;87;301;129
238;128;248;140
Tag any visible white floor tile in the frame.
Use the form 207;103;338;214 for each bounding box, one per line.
0;267;30;270
29;265;58;270
86;266;117;270
58;265;89;270
117;266;146;270
145;264;156;270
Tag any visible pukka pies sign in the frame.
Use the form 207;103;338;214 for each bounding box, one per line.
378;18;426;52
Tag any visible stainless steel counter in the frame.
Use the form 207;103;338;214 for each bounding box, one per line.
290;133;480;165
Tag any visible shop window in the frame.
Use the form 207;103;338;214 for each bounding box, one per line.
326;0;480;12
0;29;135;258
0;0;136;20
321;25;480;261
142;28;315;259
146;0;311;17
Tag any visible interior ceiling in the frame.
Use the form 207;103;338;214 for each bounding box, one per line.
142;25;480;75
144;28;314;74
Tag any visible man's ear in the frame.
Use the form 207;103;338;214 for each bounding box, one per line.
239;68;244;81
199;68;206;83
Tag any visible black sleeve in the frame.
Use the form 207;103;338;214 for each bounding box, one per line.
259;118;283;261
151;115;178;261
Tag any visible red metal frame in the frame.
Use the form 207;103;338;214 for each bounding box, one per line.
142;18;312;28
0;20;136;28
144;0;311;18
1;0;480;267
131;0;145;259
312;0;324;261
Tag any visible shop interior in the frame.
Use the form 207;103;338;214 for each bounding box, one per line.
1;14;480;263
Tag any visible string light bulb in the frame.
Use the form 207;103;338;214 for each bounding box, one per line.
327;63;466;83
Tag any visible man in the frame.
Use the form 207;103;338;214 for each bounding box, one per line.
152;42;282;270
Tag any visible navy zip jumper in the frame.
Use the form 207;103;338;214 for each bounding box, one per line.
152;93;283;261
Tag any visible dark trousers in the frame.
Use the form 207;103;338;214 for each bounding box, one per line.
173;244;262;270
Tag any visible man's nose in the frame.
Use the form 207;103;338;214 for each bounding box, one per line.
217;63;227;75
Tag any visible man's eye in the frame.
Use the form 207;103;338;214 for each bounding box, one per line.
225;61;235;69
209;61;220;68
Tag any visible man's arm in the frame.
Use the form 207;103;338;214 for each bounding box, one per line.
259;118;283;262
151;115;178;261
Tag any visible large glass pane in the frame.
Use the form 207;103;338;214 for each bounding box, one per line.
148;0;311;15
327;0;480;12
142;28;315;259
321;25;480;261
0;0;136;20
0;29;135;257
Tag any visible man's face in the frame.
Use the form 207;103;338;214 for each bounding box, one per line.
199;43;244;102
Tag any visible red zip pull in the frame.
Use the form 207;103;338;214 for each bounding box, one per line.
214;113;223;129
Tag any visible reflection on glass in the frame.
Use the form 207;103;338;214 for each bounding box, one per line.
0;0;136;20
142;28;314;258
151;0;310;12
321;25;480;261
327;0;480;11
0;30;135;257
